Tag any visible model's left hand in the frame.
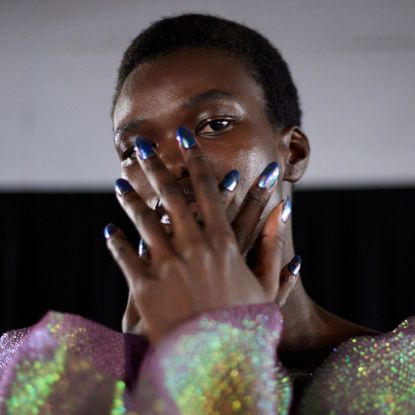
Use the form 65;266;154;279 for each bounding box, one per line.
106;128;296;343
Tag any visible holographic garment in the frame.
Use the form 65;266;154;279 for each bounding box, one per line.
0;304;414;414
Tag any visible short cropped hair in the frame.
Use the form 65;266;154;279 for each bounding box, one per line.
111;13;302;128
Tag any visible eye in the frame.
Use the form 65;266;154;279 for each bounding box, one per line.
120;140;157;164
196;118;234;136
122;146;135;161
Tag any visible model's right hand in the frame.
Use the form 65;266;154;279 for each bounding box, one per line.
106;129;297;344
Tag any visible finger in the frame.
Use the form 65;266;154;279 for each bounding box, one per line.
218;169;240;217
134;137;201;243
122;290;141;333
176;127;231;231
232;162;280;255
133;319;147;336
253;197;292;299
115;178;172;260
276;255;302;307
104;223;149;290
138;238;149;259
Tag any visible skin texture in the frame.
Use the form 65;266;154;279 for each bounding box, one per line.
111;48;377;367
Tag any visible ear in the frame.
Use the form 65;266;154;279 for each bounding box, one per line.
279;126;310;183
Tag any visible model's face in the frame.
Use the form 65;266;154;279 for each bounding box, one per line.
113;48;293;222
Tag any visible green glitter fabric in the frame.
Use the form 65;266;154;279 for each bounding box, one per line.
299;318;415;414
134;303;290;414
1;306;415;414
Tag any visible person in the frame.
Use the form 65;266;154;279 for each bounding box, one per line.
1;13;414;414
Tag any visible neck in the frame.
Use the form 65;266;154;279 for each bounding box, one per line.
277;227;378;365
276;225;325;352
278;280;323;351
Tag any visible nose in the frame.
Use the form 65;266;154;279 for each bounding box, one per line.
156;132;189;179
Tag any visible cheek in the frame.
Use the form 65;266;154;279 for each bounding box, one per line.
210;137;281;215
234;140;278;189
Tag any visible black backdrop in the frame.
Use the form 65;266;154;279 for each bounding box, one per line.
1;187;414;335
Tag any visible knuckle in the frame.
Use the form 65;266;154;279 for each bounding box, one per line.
133;205;155;225
247;187;268;208
267;232;285;250
212;229;237;250
110;240;130;262
144;158;165;174
158;256;184;276
195;172;216;192
180;243;201;260
159;181;183;198
285;274;298;287
188;152;209;164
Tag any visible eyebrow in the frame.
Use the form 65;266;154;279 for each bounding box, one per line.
113;117;145;140
113;89;235;140
181;89;234;108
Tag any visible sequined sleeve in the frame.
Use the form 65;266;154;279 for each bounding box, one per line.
0;311;132;414
299;317;415;414
0;328;31;379
0;304;291;414
134;302;291;414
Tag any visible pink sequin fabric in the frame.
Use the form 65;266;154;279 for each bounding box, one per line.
0;306;414;414
0;304;288;414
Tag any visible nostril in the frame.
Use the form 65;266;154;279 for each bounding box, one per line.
177;168;190;180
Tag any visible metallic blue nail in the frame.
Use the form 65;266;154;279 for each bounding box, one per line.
104;223;118;239
138;238;148;257
281;196;292;223
258;162;280;189
220;170;240;192
135;137;155;160
176;126;196;149
288;255;302;276
115;178;133;195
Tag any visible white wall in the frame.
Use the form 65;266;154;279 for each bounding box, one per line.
1;0;414;189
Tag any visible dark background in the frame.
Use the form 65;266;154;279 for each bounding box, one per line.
1;187;414;335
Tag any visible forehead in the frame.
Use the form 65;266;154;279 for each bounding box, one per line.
113;48;266;128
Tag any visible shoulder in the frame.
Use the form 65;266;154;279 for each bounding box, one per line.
299;317;415;414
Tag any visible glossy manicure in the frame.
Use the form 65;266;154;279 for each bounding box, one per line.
176;126;196;149
281;196;292;223
288;255;302;276
104;223;118;239
135;137;155;160
219;170;240;192
115;178;133;195
258;162;280;189
138;238;148;257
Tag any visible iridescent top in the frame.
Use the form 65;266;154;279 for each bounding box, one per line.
0;303;414;414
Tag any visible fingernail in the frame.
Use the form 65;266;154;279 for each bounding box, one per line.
281;196;292;223
219;170;240;192
138;238;148;257
104;223;118;239
135;137;155;160
288;255;302;276
115;178;133;195
258;162;280;189
176;126;196;149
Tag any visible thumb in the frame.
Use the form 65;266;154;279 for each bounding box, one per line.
122;290;141;333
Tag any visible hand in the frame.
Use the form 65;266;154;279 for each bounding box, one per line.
122;256;301;335
106;128;294;344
